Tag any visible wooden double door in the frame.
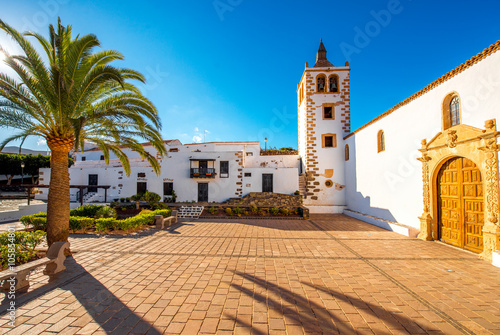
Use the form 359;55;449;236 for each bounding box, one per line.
438;157;484;253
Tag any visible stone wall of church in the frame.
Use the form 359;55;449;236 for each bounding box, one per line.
344;46;500;229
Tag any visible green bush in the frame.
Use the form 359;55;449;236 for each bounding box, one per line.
95;218;118;233
250;204;258;214
151;209;171;217
70;204;103;217
270;207;279;215
0;230;46;268
233;207;244;215
225;207;232;216
208;206;218;215
69;216;94;233
20;212;47;230
95;206;117;219
143;191;161;207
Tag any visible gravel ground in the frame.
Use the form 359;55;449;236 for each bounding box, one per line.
0;198;46;212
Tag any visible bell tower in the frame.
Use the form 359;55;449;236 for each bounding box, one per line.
297;39;351;213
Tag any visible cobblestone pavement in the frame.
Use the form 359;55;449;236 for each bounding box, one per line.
1;214;500;334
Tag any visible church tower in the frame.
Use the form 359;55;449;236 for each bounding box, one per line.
297;40;351;213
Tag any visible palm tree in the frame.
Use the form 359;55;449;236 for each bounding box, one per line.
0;18;166;246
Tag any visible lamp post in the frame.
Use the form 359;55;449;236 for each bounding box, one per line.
265;138;267;155
20;162;25;185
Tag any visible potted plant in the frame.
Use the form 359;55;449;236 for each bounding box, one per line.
294;190;300;195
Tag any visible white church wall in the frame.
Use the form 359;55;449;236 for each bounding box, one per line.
345;50;500;229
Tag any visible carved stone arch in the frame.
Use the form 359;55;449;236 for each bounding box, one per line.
418;120;500;261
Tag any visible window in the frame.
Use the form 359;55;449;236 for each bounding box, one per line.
81;156;86;161
345;144;349;161
323;106;333;119
442;93;461;130
329;75;339;92
246;152;253;156
450;96;460;127
163;182;173;196
220;161;229;178
137;172;146;178
317;75;326;92
100;155;104;161
137;182;147;194
322;133;337;148
169;148;178;152
377;130;385;153
244;172;252;177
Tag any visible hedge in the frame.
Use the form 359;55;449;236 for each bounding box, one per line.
20;207;171;234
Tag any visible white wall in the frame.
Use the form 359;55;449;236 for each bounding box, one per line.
345;51;500;229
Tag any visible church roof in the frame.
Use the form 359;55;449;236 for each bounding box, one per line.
345;40;500;139
314;39;333;68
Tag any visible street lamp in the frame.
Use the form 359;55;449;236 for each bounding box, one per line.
20;162;25;185
264;138;267;155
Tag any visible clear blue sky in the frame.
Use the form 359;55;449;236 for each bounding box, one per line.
0;0;499;151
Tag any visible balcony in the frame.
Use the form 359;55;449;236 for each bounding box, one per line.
190;168;216;178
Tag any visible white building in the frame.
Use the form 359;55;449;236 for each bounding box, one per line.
38;141;300;203
298;40;500;261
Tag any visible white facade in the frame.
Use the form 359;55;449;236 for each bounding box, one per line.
344;43;500;230
37;141;300;203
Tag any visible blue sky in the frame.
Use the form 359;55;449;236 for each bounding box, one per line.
0;0;499;151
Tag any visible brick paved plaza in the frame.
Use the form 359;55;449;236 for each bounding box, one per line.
1;215;500;334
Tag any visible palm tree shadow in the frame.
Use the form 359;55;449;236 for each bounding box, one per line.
1;256;161;334
232;271;430;334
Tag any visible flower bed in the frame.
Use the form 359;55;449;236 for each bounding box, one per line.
0;231;46;271
201;205;303;218
20;205;172;235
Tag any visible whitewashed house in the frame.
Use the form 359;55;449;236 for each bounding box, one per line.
37;141;300;203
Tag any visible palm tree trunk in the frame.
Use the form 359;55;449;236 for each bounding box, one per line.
46;139;73;247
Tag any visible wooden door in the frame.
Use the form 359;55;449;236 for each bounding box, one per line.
262;174;273;193
198;183;208;202
438;157;484;253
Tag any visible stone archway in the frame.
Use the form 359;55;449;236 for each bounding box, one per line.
418;120;500;261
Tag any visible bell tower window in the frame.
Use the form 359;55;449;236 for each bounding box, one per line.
317;75;326;92
329;75;339;92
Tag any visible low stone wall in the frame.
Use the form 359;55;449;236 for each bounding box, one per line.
224;192;302;208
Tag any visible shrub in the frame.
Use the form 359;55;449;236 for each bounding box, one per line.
70;204;103;218
95;218;118;233
250;204;258;214
120;198;125;203
95;206;117;219
280;208;290;216
20;212;47;230
233;207;243;215
143;191;161;208
155;203;169;210
270;207;279;215
151;209;171;217
225;207;232;216
208;206;218;215
0;230;46;268
69;216;94;233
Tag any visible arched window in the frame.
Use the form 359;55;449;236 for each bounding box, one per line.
377;130;385;153
345;144;349;161
450;96;460;127
317;75;326;92
329;75;339;92
442;93;461;130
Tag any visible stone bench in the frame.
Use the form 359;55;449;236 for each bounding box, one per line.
0;241;70;293
155;210;178;229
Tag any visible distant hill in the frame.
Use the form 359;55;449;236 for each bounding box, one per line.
1;146;50;156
